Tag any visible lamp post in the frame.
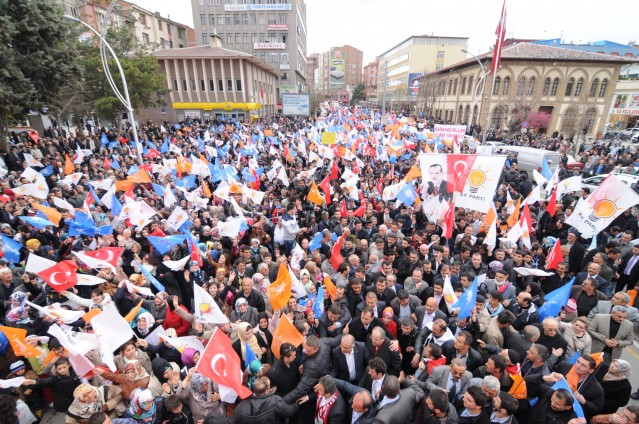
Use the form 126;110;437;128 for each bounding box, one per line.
381;60;388;118
63;14;144;165
461;49;489;133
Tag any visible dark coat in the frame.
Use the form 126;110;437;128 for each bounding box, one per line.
267;357;301;398
600;378;632;415
210;393;299;424
441;340;484;373
556;362;604;420
364;335;402;377
33;372;82;413
520;375;577;424
335;379;378;424
330;341;369;384
309;390;347;424
349;316;384;343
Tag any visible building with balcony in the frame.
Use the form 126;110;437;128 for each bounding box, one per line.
376;35;468;107
416;42;637;139
138;34;280;123
314;45;363;103
191;0;308;105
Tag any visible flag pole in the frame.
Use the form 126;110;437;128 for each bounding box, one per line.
481;71;498;145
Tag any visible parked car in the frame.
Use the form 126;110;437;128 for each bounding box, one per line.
493;145;560;177
582;173;639;192
620;127;639;139
565;155;584;171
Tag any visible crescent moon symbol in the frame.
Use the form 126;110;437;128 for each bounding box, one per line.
49;272;65;286
211;353;228;377
454;161;468;175
95;249;115;263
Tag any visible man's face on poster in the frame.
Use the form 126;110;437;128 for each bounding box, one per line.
429;164;443;186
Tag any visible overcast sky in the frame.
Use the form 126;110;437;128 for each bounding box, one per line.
132;0;637;64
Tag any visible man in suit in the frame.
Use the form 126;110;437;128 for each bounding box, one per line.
348;307;384;343
503;325;540;363
574;262;608;289
389;290;421;319
425;163;449;201
423;358;472;406
562;229;586;276
588;306;635;361
300;375;347;424
335;378;377;424
366;276;397;307
587;292;639;325
616;244;639;292
359;357;388;406
441;330;484;373
356;292;386;318
421;280;451;318
365;326;402;377
373;375;425;424
330;334;369;385
414;297;447;330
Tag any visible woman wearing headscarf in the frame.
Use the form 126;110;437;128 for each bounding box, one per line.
600;359;632;414
230;297;258;327
254;312;273;364
94;360;163;400
126;388;163;424
66;383;125;424
177;369;225;422
152;357;181;398
381;307;398;339
133;312;157;339
232;322;264;371
179;348;201;377
5;291;31;326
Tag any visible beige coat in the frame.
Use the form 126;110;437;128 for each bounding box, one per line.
587;313;635;360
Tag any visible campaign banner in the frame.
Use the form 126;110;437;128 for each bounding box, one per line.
282;94;310;116
434;124;466;141
456;155;507;213
330;51;345;87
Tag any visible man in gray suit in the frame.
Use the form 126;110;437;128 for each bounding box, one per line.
587;292;639;324
373;375;424;424
588;306;635;361
414;297;447;330
407;358;472;406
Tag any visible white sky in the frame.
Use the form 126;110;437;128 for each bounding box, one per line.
132;0;637;64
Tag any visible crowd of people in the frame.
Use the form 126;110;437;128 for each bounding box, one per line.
0;107;638;424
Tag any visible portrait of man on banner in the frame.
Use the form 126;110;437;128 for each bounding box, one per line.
419;154;450;202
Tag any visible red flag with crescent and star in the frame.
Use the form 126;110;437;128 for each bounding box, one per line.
196;328;253;399
36;260;78;292
446;154;477;194
82;247;125;270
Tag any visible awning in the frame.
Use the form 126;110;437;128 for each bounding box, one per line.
172;102;263;111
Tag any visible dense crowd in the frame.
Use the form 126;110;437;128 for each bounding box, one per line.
0;107;638;424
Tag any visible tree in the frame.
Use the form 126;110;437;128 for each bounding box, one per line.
350;83;366;105
525;111;552;130
0;0;82;148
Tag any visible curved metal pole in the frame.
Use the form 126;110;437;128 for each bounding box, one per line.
98;1;127;106
64;15;143;165
462;49;489;130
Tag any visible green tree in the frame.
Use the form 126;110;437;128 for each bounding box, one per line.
0;0;82;147
78;25;168;124
350;83;366;105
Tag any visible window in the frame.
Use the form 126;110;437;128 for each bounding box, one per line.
241;14;248;25
542;78;550;95
599;78;608;97
437;51;444;59
565;78;574;96
267;13;276;24
177;28;185;39
448;79;452;95
280;34;286;43
217;15;224;25
491;105;504;129
583;107;597;134
200;14;207;25
453;79;458;95
201;33;209;44
492;77;500;95
268;32;276;41
218;79;224;91
191;79;196;90
461;78;467;95
235;33;241;44
226;33;233;44
502;76;510;95
225;14;232;25
236;80;242;91
243;33;249;44
199;0;204;4
139;14;146;25
589;78;598;97
468;76;474;96
160;38;165;48
516;76;526;96
209;79;215;91
435;63;443;71
550;78;559;96
574;77;583;96
251;33;257;43
209;14;215;26
200;80;206;91
182;79;188;91
526;77;535;96
158;19;163;31
160;104;166;114
259;33;266;42
281;72;288;80
281;52;289;63
173;79;178;91
227;79;233;91
233;14;240;25
279;14;287;24
142;33;150;45
71;5;78;17
250;13;257;24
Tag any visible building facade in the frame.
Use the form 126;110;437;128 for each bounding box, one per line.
376;35;468;106
363;60;379;95
609;80;639;130
139;35;280;123
416;42;637;139
306;53;319;93
314;45;363;103
191;0;308;103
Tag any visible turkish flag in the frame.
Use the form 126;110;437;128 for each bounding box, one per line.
353;201;366;218
330;161;339;180
546;187;558;217
196;328;253;399
319;175;331;205
37;260;78;292
331;234;345;270
545;240;564;270
340;200;348;217
376;178;384;195
519;203;534;234
190;239;203;268
145;148;161;159
446;154;477;193
104;157;111;169
82;247;125;270
352;161;360;175
443;201;456;239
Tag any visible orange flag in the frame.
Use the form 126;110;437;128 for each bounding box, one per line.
31;202;62;227
266;264;292;311
229;182;244;194
508;373;527;399
115;180;134;192
176;157;192;173
307;182;324;206
506;198;521;228
480;206;497;234
271;314;305;359
0;326;42;358
124;299;144;323
127;169;152;184
82;308;102;323
202;181;212;198
403;165;422;183
64;154;75;175
324;275;337;300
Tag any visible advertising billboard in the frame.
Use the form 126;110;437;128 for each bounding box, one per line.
282;94;310;116
408;73;425;96
330;51;345;88
612;93;639;116
225;4;291;11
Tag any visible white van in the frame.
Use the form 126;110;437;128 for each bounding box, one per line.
493;145;561;177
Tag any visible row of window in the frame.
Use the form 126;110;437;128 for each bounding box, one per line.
199;0;289;5
199;13;288;26
202;32;286;45
172;78;243;92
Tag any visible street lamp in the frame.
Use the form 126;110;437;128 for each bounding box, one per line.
63;14;144;165
461;49;489;132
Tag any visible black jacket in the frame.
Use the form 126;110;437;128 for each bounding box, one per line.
209;393;299;424
330;341;369;384
441;340;484;373
33;372;81;413
519;375;577;424
267;358;300;398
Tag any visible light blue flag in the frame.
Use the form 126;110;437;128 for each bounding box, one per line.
541;158;553;180
74;211;95;227
151;183;165;197
308;232;322;252
551;378;585;418
175;175;196;189
127;166;140;176
209;163;223;182
244;341;257;368
160;138;169;153
565;351;580;365
396;182;417;206
135;260;166;292
146;235;191;255
88;185;99;206
313;286;325;318
452;276;478;319
19;216;55;229
40;165;54;177
111;194;123;217
95;225;113;237
110;156;120;170
101;132;109;146
538;278;574;322
0;234;22;263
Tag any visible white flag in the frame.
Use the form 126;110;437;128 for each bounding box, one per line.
193;283;228;324
100;184;116;209
166;206;189;231
442;276;458;311
555;176;582;197
163;255;191;271
277;166;289;187
25;301;84;324
455;155;506;213
90;178;114;192
513;267;554;277
23;153;43;168
91;307;135;371
164;184;177;208
158;334;204;353
485;213;498;249
47;323;99;356
217;217;244;238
